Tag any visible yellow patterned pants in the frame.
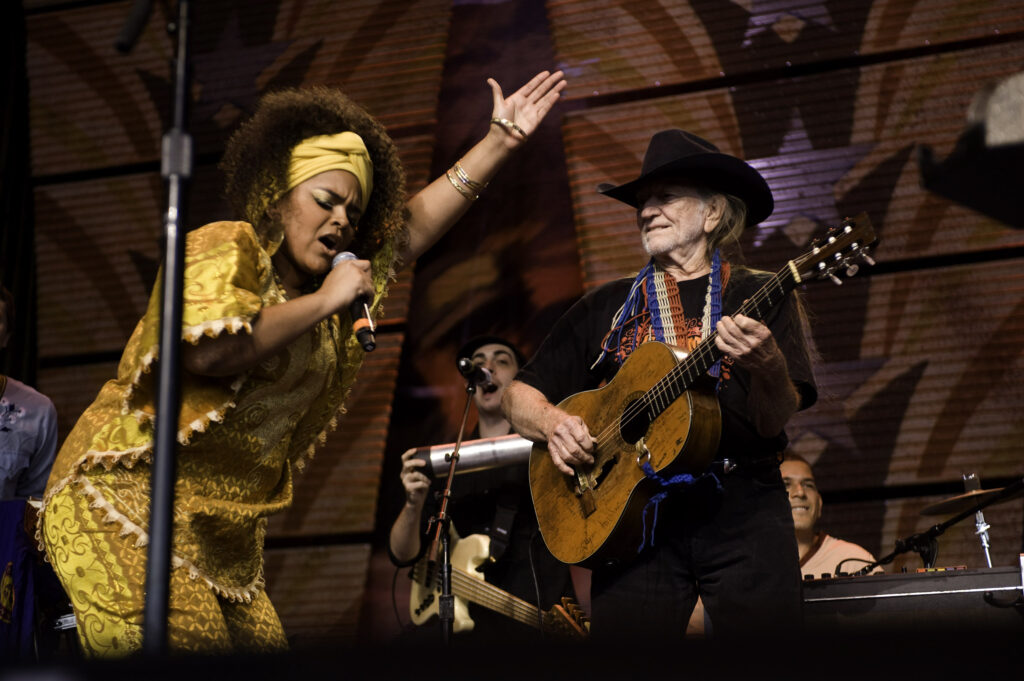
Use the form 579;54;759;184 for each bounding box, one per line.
40;484;288;658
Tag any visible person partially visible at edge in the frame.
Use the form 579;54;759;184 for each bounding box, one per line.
37;71;566;657
1;284;65;661
0;285;58;501
502;129;818;642
388;336;574;643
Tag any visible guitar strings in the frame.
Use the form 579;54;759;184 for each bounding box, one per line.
592;231;847;452
416;560;542;626
586;271;792;454
589;281;764;448
452;575;538;624
430;566;540;626
588;233;844;454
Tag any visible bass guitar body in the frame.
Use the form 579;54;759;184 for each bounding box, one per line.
529;341;721;567
408;528;590;638
409;528;485;632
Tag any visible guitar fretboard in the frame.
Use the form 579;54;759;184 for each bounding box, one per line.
640;265;798;422
412;560;544;629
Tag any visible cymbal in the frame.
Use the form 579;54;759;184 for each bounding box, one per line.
920;487;1024;516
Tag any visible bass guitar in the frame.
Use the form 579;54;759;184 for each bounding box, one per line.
529;214;877;567
409;528;589;638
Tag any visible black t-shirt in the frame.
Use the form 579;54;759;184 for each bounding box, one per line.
517;266;817;460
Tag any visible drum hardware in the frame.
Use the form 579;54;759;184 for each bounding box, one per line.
857;476;1024;575
962;473;992;568
920;484;1024;516
919;473;1024;569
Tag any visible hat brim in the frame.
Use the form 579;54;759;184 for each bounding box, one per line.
597;152;774;227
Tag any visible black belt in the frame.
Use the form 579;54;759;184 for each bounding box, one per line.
708;452;783;477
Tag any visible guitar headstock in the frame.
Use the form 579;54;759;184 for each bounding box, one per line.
791;213;878;285
543;596;590;639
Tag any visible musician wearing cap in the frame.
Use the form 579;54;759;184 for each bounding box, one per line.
502;130;818;640
388;336;574;641
37;71;565;657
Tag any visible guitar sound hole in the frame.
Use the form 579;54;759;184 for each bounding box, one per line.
619;398;650;445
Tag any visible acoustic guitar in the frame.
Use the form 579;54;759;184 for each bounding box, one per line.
409;528;589;638
529;214;877;567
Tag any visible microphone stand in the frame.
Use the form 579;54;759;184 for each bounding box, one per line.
425;380;477;645
858;477;1024;576
117;0;193;656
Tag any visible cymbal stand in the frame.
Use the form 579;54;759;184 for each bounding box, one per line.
424;379;477;645
858;476;1024;575
963;473;993;568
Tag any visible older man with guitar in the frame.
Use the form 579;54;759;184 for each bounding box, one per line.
504;130;874;641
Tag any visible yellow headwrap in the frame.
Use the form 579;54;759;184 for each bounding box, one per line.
285;131;374;213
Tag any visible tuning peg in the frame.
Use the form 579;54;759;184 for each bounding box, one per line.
862;253;876;266
845;263;860;277
817;261;843;285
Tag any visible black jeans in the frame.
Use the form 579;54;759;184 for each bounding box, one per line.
589;465;801;641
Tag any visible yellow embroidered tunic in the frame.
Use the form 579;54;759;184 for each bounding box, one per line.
40;221;385;602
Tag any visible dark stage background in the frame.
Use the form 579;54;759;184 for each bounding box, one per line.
3;0;1024;653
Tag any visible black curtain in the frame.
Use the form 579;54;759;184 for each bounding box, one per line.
1;1;38;384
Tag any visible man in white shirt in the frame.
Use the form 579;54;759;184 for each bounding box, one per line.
783;452;882;579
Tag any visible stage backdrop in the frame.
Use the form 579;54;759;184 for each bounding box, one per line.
19;0;1024;648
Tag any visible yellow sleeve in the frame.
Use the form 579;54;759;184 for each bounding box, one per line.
118;221;273;440
178;221;266;341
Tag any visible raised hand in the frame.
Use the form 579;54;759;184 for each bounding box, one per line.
400;69;567;266
487;70;567;149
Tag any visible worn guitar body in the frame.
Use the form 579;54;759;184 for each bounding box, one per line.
529;341;722;567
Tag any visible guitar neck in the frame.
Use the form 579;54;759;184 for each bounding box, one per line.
413;561;543;629
652;264;799;411
451;567;544;628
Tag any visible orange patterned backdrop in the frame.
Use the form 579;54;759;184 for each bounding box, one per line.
14;0;1024;646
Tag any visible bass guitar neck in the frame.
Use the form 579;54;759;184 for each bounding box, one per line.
409;530;588;638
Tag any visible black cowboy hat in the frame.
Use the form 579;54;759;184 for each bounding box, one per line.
598;129;774;227
456;335;526;369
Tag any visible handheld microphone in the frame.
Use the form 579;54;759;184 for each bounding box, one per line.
332;252;376;352
456;357;495;391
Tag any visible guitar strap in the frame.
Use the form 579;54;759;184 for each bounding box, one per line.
487;483;519;563
594;250;729;374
